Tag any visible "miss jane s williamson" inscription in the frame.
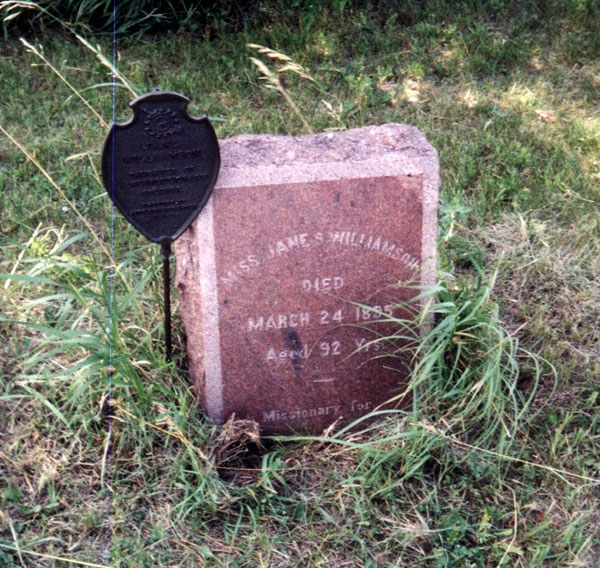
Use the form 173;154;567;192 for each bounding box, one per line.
219;229;420;287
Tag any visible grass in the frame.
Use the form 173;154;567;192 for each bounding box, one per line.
1;1;599;566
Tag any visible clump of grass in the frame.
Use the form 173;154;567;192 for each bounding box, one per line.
285;267;556;466
410;271;549;448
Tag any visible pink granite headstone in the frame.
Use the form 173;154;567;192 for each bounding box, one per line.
174;124;439;434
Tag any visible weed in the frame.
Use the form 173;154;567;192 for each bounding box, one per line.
248;43;317;134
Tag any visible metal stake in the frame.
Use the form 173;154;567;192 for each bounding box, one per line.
161;240;173;362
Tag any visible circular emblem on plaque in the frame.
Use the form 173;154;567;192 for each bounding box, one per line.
143;108;183;138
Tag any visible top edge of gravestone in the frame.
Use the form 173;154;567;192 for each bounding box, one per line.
219;123;437;169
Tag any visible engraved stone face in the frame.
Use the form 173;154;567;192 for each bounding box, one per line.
102;90;220;243
175;124;439;434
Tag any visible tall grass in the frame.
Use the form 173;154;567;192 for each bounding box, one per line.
1;4;599;565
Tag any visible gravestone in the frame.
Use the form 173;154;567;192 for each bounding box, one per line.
174;124;439;434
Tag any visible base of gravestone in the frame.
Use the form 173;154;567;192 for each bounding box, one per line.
175;124;439;435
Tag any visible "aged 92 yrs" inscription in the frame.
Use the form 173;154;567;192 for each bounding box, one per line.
175;124;439;434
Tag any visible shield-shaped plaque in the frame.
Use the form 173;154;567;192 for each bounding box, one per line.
101;89;220;243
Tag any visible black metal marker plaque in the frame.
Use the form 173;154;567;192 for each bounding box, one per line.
102;89;220;243
101;89;220;360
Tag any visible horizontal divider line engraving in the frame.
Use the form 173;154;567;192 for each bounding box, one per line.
130;203;197;215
